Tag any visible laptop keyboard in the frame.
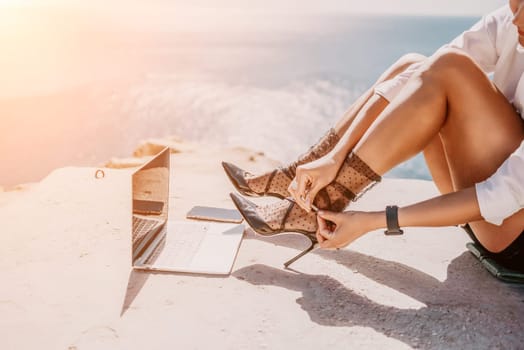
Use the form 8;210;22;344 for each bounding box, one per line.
132;215;162;248
146;223;209;266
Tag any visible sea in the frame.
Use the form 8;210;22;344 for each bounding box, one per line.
0;11;480;187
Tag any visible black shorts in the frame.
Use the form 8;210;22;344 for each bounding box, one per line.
463;224;524;272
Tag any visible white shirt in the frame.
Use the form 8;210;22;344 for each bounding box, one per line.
374;5;524;225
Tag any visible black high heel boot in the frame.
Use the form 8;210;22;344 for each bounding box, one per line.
223;128;340;199
229;193;318;268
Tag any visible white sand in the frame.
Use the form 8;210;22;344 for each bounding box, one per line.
0;139;522;350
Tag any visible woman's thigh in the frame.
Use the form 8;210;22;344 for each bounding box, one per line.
428;50;524;252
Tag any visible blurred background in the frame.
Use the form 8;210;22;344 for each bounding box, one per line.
0;0;507;188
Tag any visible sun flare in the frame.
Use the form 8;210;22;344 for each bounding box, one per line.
0;0;32;6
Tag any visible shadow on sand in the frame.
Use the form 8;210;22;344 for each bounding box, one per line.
120;267;226;316
234;230;524;349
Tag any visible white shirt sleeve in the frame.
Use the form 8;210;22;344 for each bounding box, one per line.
374;7;501;102
475;140;524;225
374;61;422;102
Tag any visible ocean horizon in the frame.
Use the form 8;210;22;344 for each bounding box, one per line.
0;12;480;187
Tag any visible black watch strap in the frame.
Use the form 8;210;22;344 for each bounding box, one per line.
384;205;403;235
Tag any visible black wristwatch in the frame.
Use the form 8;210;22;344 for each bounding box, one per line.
384;205;404;235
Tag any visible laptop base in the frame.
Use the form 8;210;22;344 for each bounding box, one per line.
134;221;244;275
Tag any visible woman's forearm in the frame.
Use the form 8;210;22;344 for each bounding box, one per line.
398;186;482;227
367;186;483;230
330;93;390;165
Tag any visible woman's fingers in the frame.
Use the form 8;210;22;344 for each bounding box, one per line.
317;211;366;250
317;213;327;231
287;179;298;199
295;172;313;211
316;210;343;249
320;238;337;249
317;213;341;249
317;210;340;224
316;215;331;240
315;223;326;244
305;183;322;210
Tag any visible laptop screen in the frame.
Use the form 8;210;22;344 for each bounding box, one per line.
131;148;170;261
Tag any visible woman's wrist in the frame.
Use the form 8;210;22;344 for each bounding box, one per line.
329;147;350;166
363;211;387;232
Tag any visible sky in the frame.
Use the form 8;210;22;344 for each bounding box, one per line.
0;0;509;16
147;0;508;16
0;1;510;39
0;0;509;97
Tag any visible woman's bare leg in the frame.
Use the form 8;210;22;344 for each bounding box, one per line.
423;134;454;194
224;53;427;199
354;49;524;252
334;53;427;136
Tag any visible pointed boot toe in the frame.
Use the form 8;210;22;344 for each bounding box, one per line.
229;193;274;235
222;162;261;197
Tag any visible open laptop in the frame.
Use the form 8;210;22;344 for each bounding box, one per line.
131;147;244;275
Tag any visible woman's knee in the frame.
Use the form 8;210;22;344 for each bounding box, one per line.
421;48;481;80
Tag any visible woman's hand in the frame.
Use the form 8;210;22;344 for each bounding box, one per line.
316;210;382;249
288;155;342;212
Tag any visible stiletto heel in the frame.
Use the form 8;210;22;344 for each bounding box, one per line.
283;239;317;268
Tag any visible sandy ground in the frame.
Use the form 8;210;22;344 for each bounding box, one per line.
1;139;523;350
